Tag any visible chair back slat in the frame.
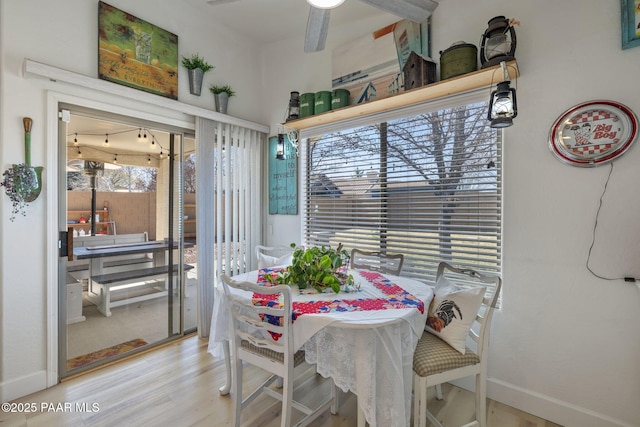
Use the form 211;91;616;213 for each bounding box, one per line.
221;274;294;362
235;312;285;335
229;295;284;317
350;248;404;275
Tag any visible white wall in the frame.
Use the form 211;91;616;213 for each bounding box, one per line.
0;0;265;402
261;1;640;426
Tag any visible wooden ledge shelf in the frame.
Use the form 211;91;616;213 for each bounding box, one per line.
286;60;519;131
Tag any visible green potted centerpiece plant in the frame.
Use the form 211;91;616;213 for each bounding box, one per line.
268;243;355;293
209;84;235;114
181;53;215;96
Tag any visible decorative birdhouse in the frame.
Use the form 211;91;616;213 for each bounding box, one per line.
403;51;436;91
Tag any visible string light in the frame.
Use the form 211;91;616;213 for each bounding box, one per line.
68;144;164;166
68;127;162;148
67;126;171;166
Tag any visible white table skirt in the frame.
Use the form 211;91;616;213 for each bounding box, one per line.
208;268;433;427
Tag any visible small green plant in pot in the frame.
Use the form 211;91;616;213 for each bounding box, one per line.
268;243;355;294
210;84;235;114
181;53;215;72
181;53;214;96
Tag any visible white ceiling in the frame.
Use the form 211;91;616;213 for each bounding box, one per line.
191;0;388;46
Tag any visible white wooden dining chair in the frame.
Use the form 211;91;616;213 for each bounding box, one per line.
350;248;404;275
255;245;295;269
220;273;336;427
412;262;502;427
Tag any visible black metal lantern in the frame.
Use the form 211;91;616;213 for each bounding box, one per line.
488;81;517;128
286;91;300;122
480;16;517;69
276;133;286;160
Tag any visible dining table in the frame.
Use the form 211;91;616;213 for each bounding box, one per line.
208;267;434;427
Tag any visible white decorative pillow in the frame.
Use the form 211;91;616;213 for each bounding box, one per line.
257;252;293;269
425;275;486;354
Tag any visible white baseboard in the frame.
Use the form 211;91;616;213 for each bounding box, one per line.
0;370;47;403
488;378;636;427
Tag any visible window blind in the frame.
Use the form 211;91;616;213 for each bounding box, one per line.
301;96;502;287
197;118;264;336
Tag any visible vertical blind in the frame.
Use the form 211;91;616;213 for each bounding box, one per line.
301;96;502;286
197;118;264;336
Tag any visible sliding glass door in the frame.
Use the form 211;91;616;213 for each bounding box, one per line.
58;106;192;377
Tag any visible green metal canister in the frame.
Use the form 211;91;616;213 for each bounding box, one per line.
439;42;478;80
314;91;332;114
331;89;350;110
300;93;315;118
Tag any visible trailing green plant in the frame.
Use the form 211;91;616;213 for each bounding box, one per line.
1;163;37;221
209;84;235;97
267;243;355;293
181;53;215;72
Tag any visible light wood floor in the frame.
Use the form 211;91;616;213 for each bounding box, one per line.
2;336;561;427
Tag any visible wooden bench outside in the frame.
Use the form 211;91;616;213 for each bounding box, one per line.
88;264;194;317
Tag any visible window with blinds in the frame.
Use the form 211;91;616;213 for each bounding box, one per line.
301;98;502;285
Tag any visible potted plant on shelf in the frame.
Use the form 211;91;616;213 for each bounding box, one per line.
267;243;355;294
181;53;214;96
209;84;235;114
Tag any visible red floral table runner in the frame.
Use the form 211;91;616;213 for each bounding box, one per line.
253;267;424;327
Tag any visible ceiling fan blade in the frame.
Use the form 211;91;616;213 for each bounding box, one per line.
360;0;438;23
305;7;330;53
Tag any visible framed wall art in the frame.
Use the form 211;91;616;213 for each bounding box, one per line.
621;0;640;49
332;17;431;104
268;135;298;215
98;1;179;99
549;100;638;167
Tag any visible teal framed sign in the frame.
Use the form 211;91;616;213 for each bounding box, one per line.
268;135;297;215
621;0;640;49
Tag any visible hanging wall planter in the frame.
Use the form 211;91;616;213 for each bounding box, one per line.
187;68;204;96
210;84;235;114
1;118;43;221
181;53;214;96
